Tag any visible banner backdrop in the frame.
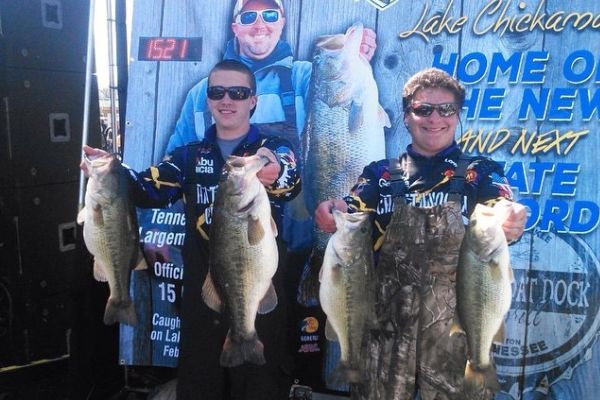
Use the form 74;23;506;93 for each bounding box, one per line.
120;0;600;398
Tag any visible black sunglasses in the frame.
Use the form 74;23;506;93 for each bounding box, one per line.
207;86;253;101
409;102;459;118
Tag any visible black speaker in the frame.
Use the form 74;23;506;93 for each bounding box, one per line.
0;0;89;73
0;69;99;188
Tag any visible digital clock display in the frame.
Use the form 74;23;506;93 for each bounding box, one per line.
138;37;203;61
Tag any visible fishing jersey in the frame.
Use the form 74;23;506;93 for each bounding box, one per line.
126;124;300;245
344;142;513;251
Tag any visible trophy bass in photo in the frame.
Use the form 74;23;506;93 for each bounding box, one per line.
300;22;390;301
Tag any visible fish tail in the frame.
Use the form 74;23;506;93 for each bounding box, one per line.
104;298;137;326
464;360;500;394
219;331;265;367
326;361;361;386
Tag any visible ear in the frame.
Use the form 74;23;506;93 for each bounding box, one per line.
232;22;239;36
250;95;257;110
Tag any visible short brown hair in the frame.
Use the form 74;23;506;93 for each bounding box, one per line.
402;68;465;110
208;59;256;94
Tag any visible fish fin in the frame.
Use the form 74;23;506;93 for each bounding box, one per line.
104;298;137;326
93;259;108;282
464;361;500;394
247;217;265;245
258;282;278;314
324;319;338;342
92;205;104;226
509;264;515;283
133;248;148;270
463;361;485;394
219;330;265;367
489;259;504;280
449;317;465;337
379;104;391;128
270;216;278;237
331;263;343;285
493;321;506;343
348;101;364;133
201;271;223;313
76;207;86;225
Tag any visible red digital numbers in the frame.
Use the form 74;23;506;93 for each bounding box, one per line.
145;38;189;60
139;37;200;61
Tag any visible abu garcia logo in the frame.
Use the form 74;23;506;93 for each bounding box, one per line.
195;157;214;174
365;0;401;11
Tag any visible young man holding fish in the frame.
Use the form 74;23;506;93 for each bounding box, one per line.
166;0;377;253
315;68;526;399
82;60;300;400
165;0;380;391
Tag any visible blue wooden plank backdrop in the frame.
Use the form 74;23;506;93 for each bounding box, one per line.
121;1;600;398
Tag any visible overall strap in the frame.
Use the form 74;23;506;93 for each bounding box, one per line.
447;154;471;203
273;66;296;128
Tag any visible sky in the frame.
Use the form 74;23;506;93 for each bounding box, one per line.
93;0;133;90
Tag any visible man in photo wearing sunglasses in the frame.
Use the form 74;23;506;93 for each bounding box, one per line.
82;60;301;400
314;68;526;399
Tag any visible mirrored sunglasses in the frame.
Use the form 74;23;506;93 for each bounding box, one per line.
207;86;253;101
236;9;281;25
410;102;459;118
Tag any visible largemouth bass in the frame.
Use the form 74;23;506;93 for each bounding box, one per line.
78;153;146;326
202;154;279;367
451;200;515;393
319;210;374;385
303;22;390;254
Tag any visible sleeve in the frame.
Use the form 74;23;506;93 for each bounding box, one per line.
344;160;389;252
473;157;515;207
260;136;301;200
125;150;186;209
343;161;383;213
165;79;208;155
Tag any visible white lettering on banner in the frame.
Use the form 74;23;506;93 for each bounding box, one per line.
150;209;186;226
165;329;180;343
141;230;185;247
163;345;179;357
153;261;184;280
152;313;181;330
495;229;600;396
